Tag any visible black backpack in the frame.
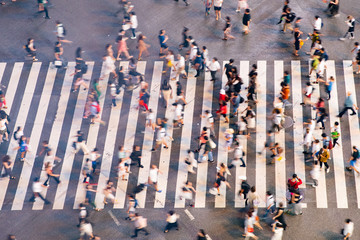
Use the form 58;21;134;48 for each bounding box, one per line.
62;26;67;36
81;62;88;74
289;12;296;22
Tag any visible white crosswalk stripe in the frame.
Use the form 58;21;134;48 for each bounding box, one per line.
0;60;359;211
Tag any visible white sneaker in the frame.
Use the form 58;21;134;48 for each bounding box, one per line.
339;38;345;41
326;167;330;173
131;37;136;40
312;184;317;187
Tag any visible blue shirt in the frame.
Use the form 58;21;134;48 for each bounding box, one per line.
345;95;354;108
158;35;165;44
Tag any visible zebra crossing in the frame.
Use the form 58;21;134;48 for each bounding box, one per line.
0;59;359;211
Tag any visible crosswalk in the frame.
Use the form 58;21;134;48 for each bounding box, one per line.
0;59;359;211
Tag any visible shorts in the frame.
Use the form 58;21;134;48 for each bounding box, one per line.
156;140;162;145
214;6;221;11
106;193;115;200
221;113;227;118
160;43;168;49
0;128;6;135
295;41;300;50
243;25;249;31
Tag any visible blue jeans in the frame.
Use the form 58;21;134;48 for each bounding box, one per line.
131;28;136;38
262;205;276;218
207;151;213;162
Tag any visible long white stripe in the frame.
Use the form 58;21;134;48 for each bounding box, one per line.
274;61;287;206
33;63;76;210
343;60;360;208
154;66;178;208
214;62;229;208
3;63;23;109
235;61;249;208
94;62;127;209
0;63;6;84
113;61;146;209
0;62;40;210
52;62;94;209
291;61;306;186
326;60;348;208
174;63;197;208
194;67;213;208
73;62;112;209
12;64;58;210
135;61;163;208
309;61;327;208
256;60;266;207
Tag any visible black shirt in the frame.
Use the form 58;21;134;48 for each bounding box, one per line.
242;13;251;25
286;12;295;23
176;83;182;96
130;150;141;161
54;46;61;54
294;31;301;42
77;134;84;142
224;63;233;76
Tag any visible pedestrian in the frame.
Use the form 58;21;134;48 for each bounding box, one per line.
29;177;50;204
247;186;260;208
147;164;162;192
125;194;138;220
331;121;340;147
207;57;221;81
72;130;90;155
261;191;276;219
70;68;88;92
302;126;314;155
37;140;62;166
319;145;330;173
201;110;215;136
185;149;197;174
310;161;320;187
300;82;313;106
193;51;203;78
337;92;358;118
146;109;156;131
162;50;175;75
320;76;334;100
55;21;72;43
293;27;305;56
158;29;169;56
316;108;328;130
213;0;223;21
242;9;251;34
131;213;149;238
137;34;150;60
277;0;289;25
179;27;189;50
346;146;360;174
236;0;248;13
325;0;339;17
224;128;234;151
85;184;99;211
7;235;16;240
271;222;284;240
110;83;117;107
79;219;95;240
13;135;29;161
217;100;229;123
130;145;143;168
238;176;251;200
89;99;105;125
129;12;138;39
116;36;132;61
54;41;67;69
281;7;296;33
39;0;50;19
174;54;187;79
179;181;196;207
138;89;150;112
288;173;302;192
103;180;116;205
82;159;93;183
286;189;303;215
313;15;322;32
223;16;235;40
78;203;88;226
1;155;15;180
340;16;356;41
273;202;287;230
311;139;321;162
23;38;38;62
341;219;354;240
244;209;263;240
43;162;61;187
0;114;9;144
164;210;179;233
228;142;246;168
197;229;207;240
199;136;214;162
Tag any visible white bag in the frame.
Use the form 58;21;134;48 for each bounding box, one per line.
209;139;217;149
54;60;62;67
209;187;218;195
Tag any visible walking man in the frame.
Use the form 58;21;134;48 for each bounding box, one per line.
337;92;358;118
73;130;90;155
207;57;221;81
340;16;356;41
147;165;162;193
29;177;51;204
131;213;149;238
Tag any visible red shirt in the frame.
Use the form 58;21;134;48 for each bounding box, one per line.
219;93;227;102
288;178;302;190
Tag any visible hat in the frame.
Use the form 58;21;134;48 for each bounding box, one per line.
225;128;234;134
220;89;225;95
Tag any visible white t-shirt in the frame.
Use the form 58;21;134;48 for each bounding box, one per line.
214;0;223;7
176;104;183;118
189;46;198;60
177;56;185;68
313;18;322;30
305;85;313;97
312;142;321;154
206;113;214;127
130;15;138;29
344;222;354;237
149;168;159;182
167;214;178;223
271;227;284;240
157;128;166;141
0;119;6;131
32;181;42;193
56;24;65;38
146;112;155;122
234;145;244;159
208;61;221;71
266;195;275;208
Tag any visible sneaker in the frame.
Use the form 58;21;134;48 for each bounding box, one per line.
236;10;240;12
157;190;162;193
350;113;357;116
312;184;317;187
326;167;330;173
130;36;136;40
151;148;156;152
339;38;345;41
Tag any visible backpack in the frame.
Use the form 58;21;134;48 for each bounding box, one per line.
62;26;67;36
81;62;88;74
289;12;296;22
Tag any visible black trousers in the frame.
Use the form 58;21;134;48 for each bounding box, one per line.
165;222;178;231
133;227;149;237
339;106;356;117
210;71;216;80
320;161;329;169
29;192;50;204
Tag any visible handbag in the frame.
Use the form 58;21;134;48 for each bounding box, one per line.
209;139;217;149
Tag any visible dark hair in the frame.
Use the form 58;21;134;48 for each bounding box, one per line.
76;47;82;58
213;57;218;61
346;219;352;223
284;71;289;75
168;210;174;215
251;186;256;192
226;16;230;21
266;191;272;195
293;174;297;178
245;8;250;13
55;41;60;46
252;64;257;69
315;15;319;19
229;59;234;63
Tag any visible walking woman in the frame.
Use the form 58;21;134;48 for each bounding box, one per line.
1;155;15;179
43;162;61;187
14;135;29;161
179;181;196;207
164;210;179;233
223;16;236;40
24;38;38;61
273;202;287;230
116;36;132;60
137;34;150;60
160;78;172;108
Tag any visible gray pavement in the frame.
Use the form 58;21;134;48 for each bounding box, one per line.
0;0;360;240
